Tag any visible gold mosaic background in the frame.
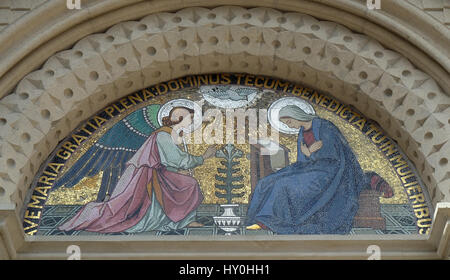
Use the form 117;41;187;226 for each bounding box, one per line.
47;88;407;205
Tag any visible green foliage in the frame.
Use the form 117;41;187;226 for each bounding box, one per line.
214;144;245;204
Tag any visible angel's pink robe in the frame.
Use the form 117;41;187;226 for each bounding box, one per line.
58;127;203;233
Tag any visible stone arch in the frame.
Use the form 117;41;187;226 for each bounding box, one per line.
0;6;449;259
1;1;449;99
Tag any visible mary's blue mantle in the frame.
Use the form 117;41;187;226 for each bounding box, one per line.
246;118;368;234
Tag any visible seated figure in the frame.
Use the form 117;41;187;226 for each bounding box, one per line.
246;105;393;234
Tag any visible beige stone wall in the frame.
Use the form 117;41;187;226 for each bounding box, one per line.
0;2;448;259
0;0;47;32
1;1;449;32
407;0;450;28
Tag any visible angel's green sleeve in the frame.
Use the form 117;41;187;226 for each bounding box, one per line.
156;131;204;172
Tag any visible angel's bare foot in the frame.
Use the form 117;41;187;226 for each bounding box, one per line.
187;221;204;228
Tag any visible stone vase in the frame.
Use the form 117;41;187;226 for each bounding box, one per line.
213;204;242;235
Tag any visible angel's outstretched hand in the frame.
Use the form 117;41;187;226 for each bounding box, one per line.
203;145;217;160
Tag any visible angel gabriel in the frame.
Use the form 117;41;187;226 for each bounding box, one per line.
58;105;216;233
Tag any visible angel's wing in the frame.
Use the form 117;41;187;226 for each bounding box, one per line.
52;104;161;202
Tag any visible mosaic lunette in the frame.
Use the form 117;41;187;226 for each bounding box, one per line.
22;74;432;236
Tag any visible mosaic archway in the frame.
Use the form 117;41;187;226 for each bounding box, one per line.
23;74;433;236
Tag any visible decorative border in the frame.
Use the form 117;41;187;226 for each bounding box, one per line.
22;73;433;235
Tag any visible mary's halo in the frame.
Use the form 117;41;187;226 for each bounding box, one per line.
268;97;316;134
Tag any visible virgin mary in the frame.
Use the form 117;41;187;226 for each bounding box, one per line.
58;106;216;233
246;101;393;234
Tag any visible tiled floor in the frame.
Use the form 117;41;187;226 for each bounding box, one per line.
35;204;418;236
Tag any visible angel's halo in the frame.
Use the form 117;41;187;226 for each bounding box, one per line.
157;99;203;134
